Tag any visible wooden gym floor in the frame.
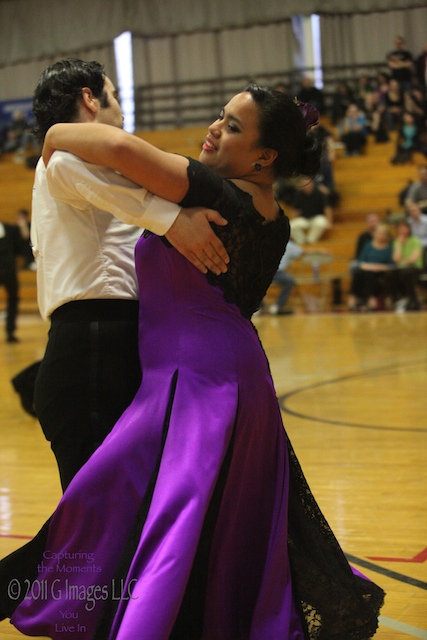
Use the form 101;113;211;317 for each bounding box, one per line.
0;310;426;639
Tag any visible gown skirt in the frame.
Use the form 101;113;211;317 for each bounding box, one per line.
10;234;384;639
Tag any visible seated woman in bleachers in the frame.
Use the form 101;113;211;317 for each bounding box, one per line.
312;121;340;207
362;90;390;142
348;223;394;311
354;74;375;112
390;219;423;311
404;86;427;150
339;103;367;156
369;100;390;143
329;81;354;126
374;71;391;106
391;111;420;164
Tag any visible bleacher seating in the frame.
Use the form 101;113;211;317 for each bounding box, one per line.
280;131;427;310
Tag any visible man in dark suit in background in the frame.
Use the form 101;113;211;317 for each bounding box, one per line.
0;220;20;342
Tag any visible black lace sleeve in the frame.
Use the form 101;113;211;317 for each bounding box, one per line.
178;157;290;318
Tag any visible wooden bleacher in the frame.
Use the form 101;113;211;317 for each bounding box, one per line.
0;127;425;315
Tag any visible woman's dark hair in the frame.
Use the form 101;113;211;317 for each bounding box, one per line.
32;58;107;142
244;83;323;179
396;219;412;234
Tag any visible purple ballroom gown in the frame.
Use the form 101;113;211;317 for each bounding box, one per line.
10;160;384;639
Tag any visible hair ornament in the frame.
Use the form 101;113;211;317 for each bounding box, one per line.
293;97;320;131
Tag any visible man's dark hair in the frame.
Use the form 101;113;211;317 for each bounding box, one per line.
32;58;107;142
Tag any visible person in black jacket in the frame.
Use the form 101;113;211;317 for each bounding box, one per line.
0;221;20;342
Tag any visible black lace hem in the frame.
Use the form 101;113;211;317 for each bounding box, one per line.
287;438;384;640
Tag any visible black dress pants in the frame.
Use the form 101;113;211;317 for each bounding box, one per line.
35;299;141;491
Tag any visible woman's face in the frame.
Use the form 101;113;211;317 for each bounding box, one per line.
374;225;390;244
199;92;266;178
347;104;358;118
397;223;410;238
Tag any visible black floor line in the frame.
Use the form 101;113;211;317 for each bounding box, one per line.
345;553;427;590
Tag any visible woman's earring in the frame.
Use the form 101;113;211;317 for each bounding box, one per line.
254;162;262;171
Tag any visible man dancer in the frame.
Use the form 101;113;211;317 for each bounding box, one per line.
31;58;229;491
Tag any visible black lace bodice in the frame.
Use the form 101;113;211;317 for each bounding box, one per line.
177;158;290;318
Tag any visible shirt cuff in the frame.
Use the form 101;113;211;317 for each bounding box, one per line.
142;193;181;236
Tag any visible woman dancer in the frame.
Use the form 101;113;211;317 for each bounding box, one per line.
4;85;383;639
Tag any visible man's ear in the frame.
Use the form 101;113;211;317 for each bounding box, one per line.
81;87;98;116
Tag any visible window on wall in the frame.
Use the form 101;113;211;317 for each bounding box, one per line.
116;19;323;131
311;14;323;89
292;14;323;88
114;31;135;133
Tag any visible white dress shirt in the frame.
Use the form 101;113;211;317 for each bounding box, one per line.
409;213;427;248
31;152;181;319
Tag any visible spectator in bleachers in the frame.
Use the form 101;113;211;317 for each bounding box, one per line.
354;74;375;112
406;201;427;248
1;110;29;154
390;111;419;164
384;78;404;131
363;91;379;133
0;109;38;161
405;164;427;212
15;208;35;270
274;177;298;207
273;82;289;95
404;87;427;141
267;239;303;315
0;220;21;342
350;212;380;274
391;219;423;311
330;81;354;126
369;100;390;143
374;71;391;106
312;121;340;207
339;103;367;156
415;42;427;92
362;90;377;126
276;124;340;211
296;76;326;115
386;35;415;93
266;238;327;315
289;178;332;244
347;222;394;312
398;179;414;206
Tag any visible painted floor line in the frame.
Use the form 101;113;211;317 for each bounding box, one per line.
345;553;427;590
380;616;427;639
